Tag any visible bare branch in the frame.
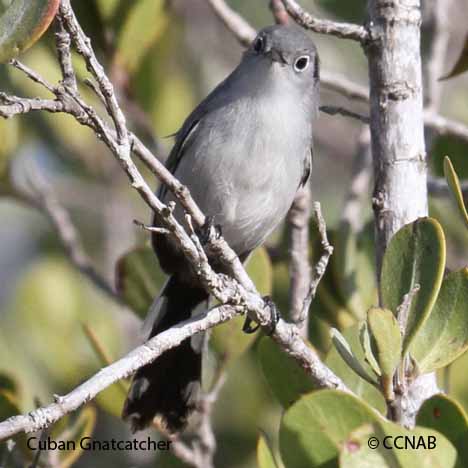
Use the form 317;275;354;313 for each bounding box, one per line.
133;219;171;235
281;0;368;42
59;0;129;146
13;172;121;304
287;186;311;336
0;304;241;440
319;72;468;145
341;127;372;233
424;111;468;143
321;70;368;101
428;176;468;196
300;203;333;320
0;0;351;441
205;0;256;47
55;14;77;92
202;0;468;148
320;105;369;124
422;0;452;113
270;0;289;25
8;59;56;93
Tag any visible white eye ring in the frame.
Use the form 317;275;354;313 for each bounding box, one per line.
294;55;310;72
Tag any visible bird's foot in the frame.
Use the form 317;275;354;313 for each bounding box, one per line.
242;296;280;336
197;216;222;245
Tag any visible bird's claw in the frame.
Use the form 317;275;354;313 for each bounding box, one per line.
242;296;281;336
197;216;222;245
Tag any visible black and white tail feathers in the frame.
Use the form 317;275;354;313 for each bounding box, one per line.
122;276;208;433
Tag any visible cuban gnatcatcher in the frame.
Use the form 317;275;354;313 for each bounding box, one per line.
123;24;320;432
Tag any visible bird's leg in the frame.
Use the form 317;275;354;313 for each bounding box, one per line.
242;296;281;335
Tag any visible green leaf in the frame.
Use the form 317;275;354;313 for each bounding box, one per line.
312;228;356;329
245;247;273;296
0;0;59;62
444;156;468;230
0;389;20;421
441;35;468;80
330;328;378;385
280;390;457;468
115;245;167;318
410;269;468;373
257;336;315;408
339;424;393;468
381;217;446;353
340;422;457;468
332;221;378;320
81;322;128;416
0;372;19;395
417;394;468;445
115;0;168;74
96;382;127;418
367;308;402;378
359;322;381;378
257;434;279;468
279;390;378;468
10;257;122;386
417;394;468;468
325;325;386;413
210;247;272;361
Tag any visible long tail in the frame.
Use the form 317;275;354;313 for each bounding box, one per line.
122;275;208;433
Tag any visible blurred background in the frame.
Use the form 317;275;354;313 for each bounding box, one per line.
1;0;468;466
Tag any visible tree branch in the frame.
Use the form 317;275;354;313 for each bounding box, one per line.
205;0;256;47
270;0;289;25
367;1;427;277
202;0;468;148
300;203;333;319
0;0;351;441
280;0;368;42
0;304;240;440
287;186;311;335
27;172;121;304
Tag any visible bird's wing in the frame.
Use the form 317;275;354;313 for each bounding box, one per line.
158;72;237;200
300;146;313;188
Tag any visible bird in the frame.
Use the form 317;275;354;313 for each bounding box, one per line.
122;24;320;433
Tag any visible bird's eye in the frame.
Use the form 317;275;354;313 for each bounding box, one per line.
253;36;264;53
294;55;310;72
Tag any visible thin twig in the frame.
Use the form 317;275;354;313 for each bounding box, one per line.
24;171;122;304
0;304;241;440
8;60;56;94
300;203;334;320
0;0;350;441
200;1;468;145
340;127;372;233
281;0;369;42
428;176;468;196
133;219;171;235
205;0;256;47
320;70;368;101
270;0;289;25
320;105;369;124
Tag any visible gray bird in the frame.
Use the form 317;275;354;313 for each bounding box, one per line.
122;24;320;433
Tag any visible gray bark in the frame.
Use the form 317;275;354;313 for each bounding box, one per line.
366;0;440;426
367;0;428;277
